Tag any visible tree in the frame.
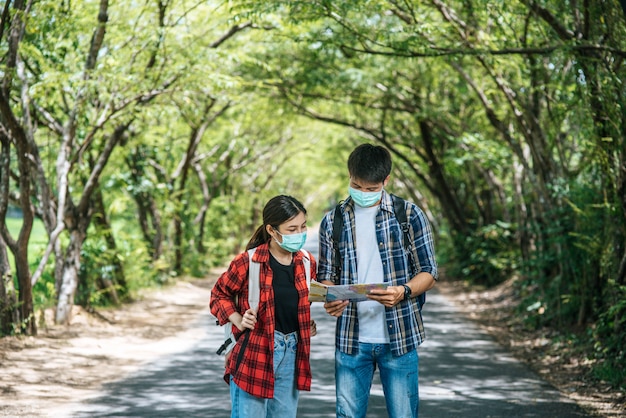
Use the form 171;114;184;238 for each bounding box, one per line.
228;0;626;345
0;0;370;336
0;0;38;335
0;0;187;326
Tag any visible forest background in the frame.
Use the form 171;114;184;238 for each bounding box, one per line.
0;0;625;393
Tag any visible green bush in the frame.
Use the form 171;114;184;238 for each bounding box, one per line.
78;238;125;307
592;281;626;389
444;221;517;287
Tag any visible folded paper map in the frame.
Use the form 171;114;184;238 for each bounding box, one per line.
309;280;388;302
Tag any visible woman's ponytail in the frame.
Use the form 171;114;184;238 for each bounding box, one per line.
246;225;269;251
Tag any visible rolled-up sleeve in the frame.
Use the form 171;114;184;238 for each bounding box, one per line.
317;211;336;283
210;252;249;325
410;205;438;280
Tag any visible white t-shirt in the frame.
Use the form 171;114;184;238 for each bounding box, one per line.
354;204;390;343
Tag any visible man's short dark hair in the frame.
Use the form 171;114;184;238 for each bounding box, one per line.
347;144;392;183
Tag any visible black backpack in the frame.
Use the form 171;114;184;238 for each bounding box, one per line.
331;194;426;309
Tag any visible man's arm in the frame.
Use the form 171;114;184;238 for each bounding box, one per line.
367;272;435;307
406;271;436;296
411;204;439;280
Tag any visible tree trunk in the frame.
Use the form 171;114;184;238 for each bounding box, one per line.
173;214;184;274
0;108;35;336
193;162;210;254
126;149;163;261
0;133;16;335
55;228;87;325
0;235;16;335
418;121;469;234
54;123;127;323
0;0;36;335
14;239;34;334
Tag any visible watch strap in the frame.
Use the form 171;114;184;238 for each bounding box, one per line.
402;284;411;300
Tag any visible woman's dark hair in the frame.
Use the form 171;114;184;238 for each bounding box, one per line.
246;195;307;250
347;143;392;183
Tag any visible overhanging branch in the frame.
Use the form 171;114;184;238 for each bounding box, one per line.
340;43;626;59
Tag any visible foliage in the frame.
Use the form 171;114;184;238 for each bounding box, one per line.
446;221;517;286
224;0;626;388
593;281;626;389
1;0;625;385
31;270;56;310
78;238;123;307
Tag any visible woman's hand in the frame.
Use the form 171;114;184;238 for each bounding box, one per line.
310;319;317;336
238;308;257;331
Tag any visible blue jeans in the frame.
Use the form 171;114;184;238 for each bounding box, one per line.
335;343;419;418
230;330;299;418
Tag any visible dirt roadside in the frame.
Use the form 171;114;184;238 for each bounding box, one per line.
436;277;626;418
1;273;624;417
0;272;219;418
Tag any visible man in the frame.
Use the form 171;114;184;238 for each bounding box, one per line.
317;143;438;418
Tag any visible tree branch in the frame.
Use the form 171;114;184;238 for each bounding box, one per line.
209;21;255;48
339;43;626;59
86;0;109;71
520;0;576;40
76;122;131;215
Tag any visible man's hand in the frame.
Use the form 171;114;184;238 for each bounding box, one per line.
324;300;349;317
367;286;405;307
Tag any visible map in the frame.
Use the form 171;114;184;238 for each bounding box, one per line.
309;281;388;302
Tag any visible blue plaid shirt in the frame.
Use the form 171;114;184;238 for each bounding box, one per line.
318;190;438;356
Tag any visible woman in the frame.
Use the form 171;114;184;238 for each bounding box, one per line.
210;195;317;418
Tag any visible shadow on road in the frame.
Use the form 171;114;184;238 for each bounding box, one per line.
69;286;590;417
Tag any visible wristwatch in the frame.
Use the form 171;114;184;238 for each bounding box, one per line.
402;284;412;301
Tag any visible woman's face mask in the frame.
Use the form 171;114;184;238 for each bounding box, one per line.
274;230;307;253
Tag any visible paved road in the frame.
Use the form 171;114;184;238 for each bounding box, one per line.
68;289;590;418
69;231;590;417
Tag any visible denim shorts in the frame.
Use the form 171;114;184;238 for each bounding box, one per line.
230;330;299;418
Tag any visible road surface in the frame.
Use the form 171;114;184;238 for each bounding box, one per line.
68;230;589;417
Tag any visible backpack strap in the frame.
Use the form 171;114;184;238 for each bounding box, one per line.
328;195;426;310
392;194;418;275
246;247;311;309
331;199;412;282
216;248;260;356
331;205;343;284
246;248;260;311
233;248;261;366
300;249;311;289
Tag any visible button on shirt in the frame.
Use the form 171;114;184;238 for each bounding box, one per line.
354;203;389;344
317;191;438;356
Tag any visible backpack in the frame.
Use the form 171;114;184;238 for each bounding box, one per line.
216;247;311;356
331;194;426;309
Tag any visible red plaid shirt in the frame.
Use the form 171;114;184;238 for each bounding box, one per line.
210;243;315;398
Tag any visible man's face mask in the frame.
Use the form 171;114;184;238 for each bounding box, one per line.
348;186;382;207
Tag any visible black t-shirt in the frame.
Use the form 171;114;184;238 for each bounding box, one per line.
270;253;299;334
